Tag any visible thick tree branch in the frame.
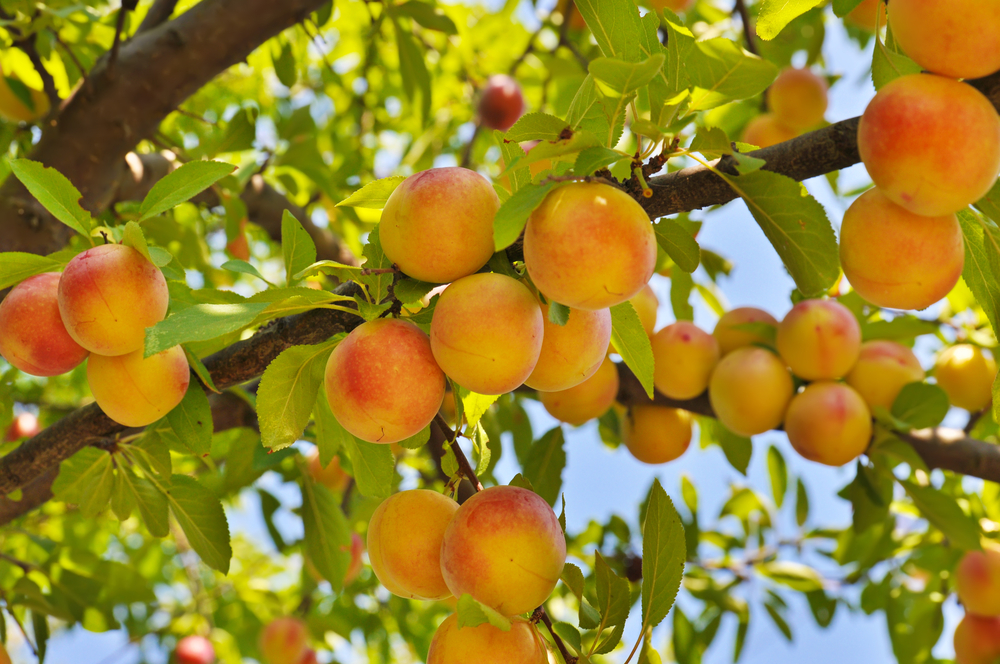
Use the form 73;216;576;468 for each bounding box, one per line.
136;0;180;34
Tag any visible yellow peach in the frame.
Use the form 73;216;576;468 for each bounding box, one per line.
784;382;872;466
651;0;695;11
0;273;89;376
954;613;1000;664
935;345;997;412
259;617;308;664
622;405;692;464
539;356;619;425
888;0;1000;80
629;284;659;337
712;307;778;356
741;114;798;149
767;68;829;131
525;302;611;392
845;340;924;411
708;347;794;436
776;299;861;380
651;321;719;400
86;346;190;427
306;450;351;493
844;0;885;31
956;546;1000;618
427;613;547;664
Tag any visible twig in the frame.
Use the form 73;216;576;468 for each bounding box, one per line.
460;122;482;169
965;409;987;435
136;0;179;34
509;26;544;75
107;1;132;74
0;552;35;573
49;29;91;94
302;19;338;81
433;414;483;491
534;607;578;664
733;0;758;56
1;593;38;656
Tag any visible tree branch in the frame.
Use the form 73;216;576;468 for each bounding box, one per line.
136;0;180;34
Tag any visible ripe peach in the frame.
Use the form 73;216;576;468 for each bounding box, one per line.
430;273;543;395
539;356;619;425
0;641;9;664
0;273;89;376
650;0;695;12
651;321;719;400
858;74;1000;217
629;284;659;337
5;412;41;442
741;114;798;149
956;547;1000;617
440;390;457;425
226;218;250;261
478;75;525;132
713;307;778;355
427;613;547;664
343;532;365;586
888;0;1000;80
844;0;885;31
776;299;861;380
306;450;351;493
935;345;997;412
259;617;308;664
325;318;445;444
440;485;566;616
367;489;459;600
767;68;829;131
954;613;1000;664
524;182;656;310
175;635;215;664
379;168;500;283
840;188;963;310
622;405;692;465
845;340;924;411
708;347;794;436
87;346;190;427
297;650;318;664
525;302;611;392
784;382;872;466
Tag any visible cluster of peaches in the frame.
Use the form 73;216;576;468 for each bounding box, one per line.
0;244;189;429
742;66;830;150
954;546;1000;664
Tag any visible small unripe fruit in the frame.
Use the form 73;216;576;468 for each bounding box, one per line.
956;547;1000;617
954;613;1000;664
767;68;828;131
776;299;861;381
306;450;351;493
5;412;41;442
0;273;89;376
427;613;548;664
478;75;525;132
651;321;719;400
622;405;692;464
87;346;190;427
888;0;1000;80
539;356;619;425
935;345;997;412
713;307;778;356
709;347;794;436
741;114;798;149
175;635;215;664
845;341;924;411
784;382;872;467
525;303;611;392
629;284;659;337
259;617;309;664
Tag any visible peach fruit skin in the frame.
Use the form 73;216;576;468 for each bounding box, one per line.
776;299;861;381
630;283;659;337
954;613;1000;664
440;485;566;616
368;489;457;600
888;0;1000;80
845;340;924;411
844;0;884;32
5;412;41;442
651;321;720;400
306;450;351;493
623;405;692;465
58;243;169;356
0;272;89;376
87;345;190;427
650;0;695;12
935;345;998;412
767;68;828;131
525;302;611;392
840;188;963;311
540;356;619;425
427;613;548;664
478;74;525;132
430;273;543;395
956;548;1000;617
175;635;216;664
379;168;500;284
741;114;797;149
326;318;445;444
784;382;873;467
524;182;656;310
858;74;1000;217
0;641;9;664
709;347;794;436
713;307;778;356
259;617;308;664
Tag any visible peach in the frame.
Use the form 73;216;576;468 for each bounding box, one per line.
713;307;778;355
440;485;566;616
650;0;695;12
776;299;861;380
367;489;459;600
741;114;798;149
629;284;659;337
709;347;794;436
175;636;215;664
858;74;1000;217
784;382;872;466
479;75;525;132
524;182;656;310
0;641;8;664
956;547;1000;617
840;188;963;310
87;345;190;427
297;650;318;664
306;450;351;493
524;302;611;392
651;321;719;400
935;345;997;412
767;68;829;131
259;617;308;664
440;390;457;425
343;532;365;586
5;412;41;442
325;318;445;443
427;613;548;664
430;273;543;395
622;405;692;465
888;0;1000;80
844;0;885;31
954;613;1000;664
539;356;619;425
379;168;500;283
0;273;89;376
845;340;924;411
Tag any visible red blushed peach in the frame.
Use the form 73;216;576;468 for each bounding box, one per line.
629;284;659;337
845;340;924;411
936;345;998;412
888;0;1000;80
858;74;1000;217
379;168;499;284
622;405;692;465
259;617;308;664
0;273;89;376
650;0;694;12
87;346;190;427
767;68;829;131
325;318;445;444
651;321;720;400
713;307;778;356
478;75;525;132
58;243;169;356
539;356;619;425
776;299;861;380
297;650;318;664
175;635;215;664
741;114;798;149
343;532;365;586
525;302;611;392
367;489;458;600
0;641;9;664
955;613;1000;664
427;613;548;664
840;188;963;310
5;412;41;442
844;0;885;31
524;182;656;310
956;547;1000;617
709;347;794;436
440;485;566;616
430;273;543;395
306;450;351;493
784;382;872;466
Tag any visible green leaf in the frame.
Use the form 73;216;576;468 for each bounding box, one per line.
138;160;235;222
397;424;431;450
641;479;686;630
548;302;571;326
898;479;982;551
459;388;500;430
958;211;1000;337
0;252;63;291
506;131;603;174
281;210;317;287
273;39;297;88
391;15;432;124
337;176;406;209
393;278;438;305
891;383;949;430
687;39;779;111
594;551;631;626
220;259;273;285
796;477;809;527
119;468;169;537
121;221;152;263
166;383;213;458
832;0;865;16
9;159;92;237
51;448;113;517
670;270;694;321
493;181;560;251
111;469;136;521
561;563;585;602
523;427;566;507
653;219;700;273
767;445;788;508
717;423;752;475
456;593;512;631
166;475;232;573
575;147;627;176
872;22;921;90
756;0;825;41
359;229;394;305
589;54;666;97
258;340;338;450
300;479;351;591
341;434;394;499
757;561;824;591
505;112;570;142
144;302;270;357
765;602;793;641
313;386;353;467
394;0;458;33
574;0;644;62
497;137;532;194
610;301;655;398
